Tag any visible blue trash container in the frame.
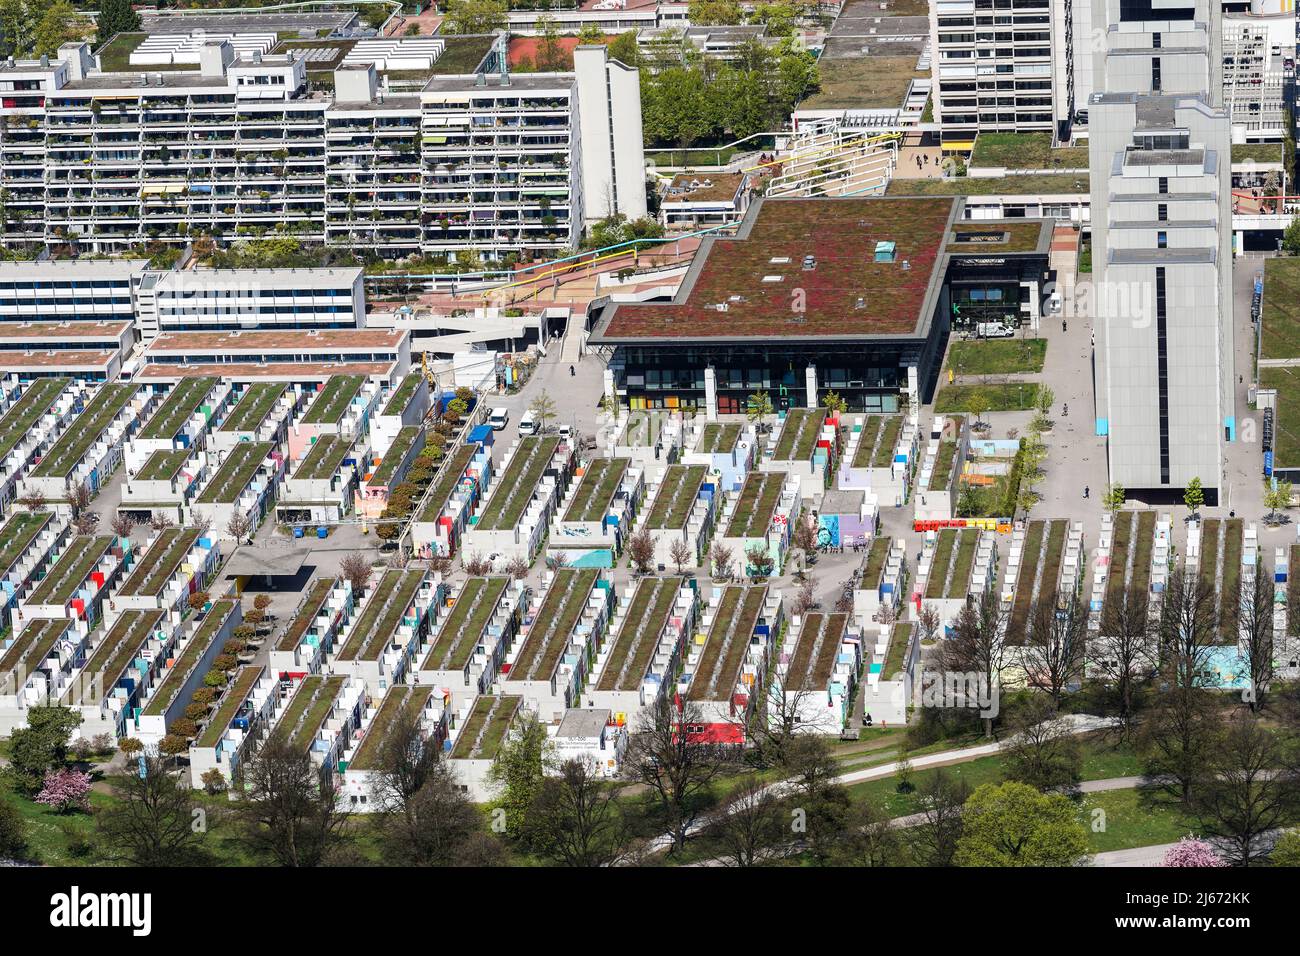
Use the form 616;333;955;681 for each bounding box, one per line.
317;527;327;539
293;526;304;538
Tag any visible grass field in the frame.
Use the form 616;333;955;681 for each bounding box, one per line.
935;383;1041;413
948;338;1047;376
887;174;1088;197
1262;257;1300;360
971;132;1089;170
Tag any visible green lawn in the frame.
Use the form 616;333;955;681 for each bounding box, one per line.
1262;256;1300;360
948;339;1047;376
935;383;1041;413
1078;789;1198;853
887;174;1088;197
1260;366;1300;466
971;132;1089;170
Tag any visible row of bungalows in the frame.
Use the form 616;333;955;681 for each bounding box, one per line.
0;378;79;509
854;535;908;624
681;584;782;744
772;610;860;734
61;608;172;741
1002;519;1078;645
119;446;212;524
270;576;354;679
368;372;430;458
210;382;299;454
547;456;643;569
277;432;362;526
261;672;365;783
0;616;83;733
287;374;381;461
463;434;573;565
759;407;838;499
188;663;279;788
586;576;696;729
416;575;526;711
134;598;241;747
340;684;447;810
332;568;443;693
636;463;717;568
410;440;492;558
189;440;284;541
502;567;613;722
0;510;70;615
610;410;684;469
716;471;801;577
913;416;970;523
106;527;219;625
10;533;121;634
837;411;921;507
447;693;524;802
123;376;231;475
682;420;756;492
916;526;1000;625
19;383;154;505
355;424;425;522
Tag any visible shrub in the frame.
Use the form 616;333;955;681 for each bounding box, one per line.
170;718;198;740
189;688;217;707
184;702;209;722
202;669;228;689
213;654;238;672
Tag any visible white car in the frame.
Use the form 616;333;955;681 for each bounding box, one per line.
488;407;509;431
518;411;538;435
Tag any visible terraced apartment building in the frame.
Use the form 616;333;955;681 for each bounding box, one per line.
0;36;642;260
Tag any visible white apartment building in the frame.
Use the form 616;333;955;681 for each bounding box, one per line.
0;40;645;261
1088;0;1235;498
930;0;1062;145
0;259;143;324
150;267;365;337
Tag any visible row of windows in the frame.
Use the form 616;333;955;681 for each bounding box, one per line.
161;289;353;300
159;305;356;316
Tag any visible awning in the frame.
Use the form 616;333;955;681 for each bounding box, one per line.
943;140;976;152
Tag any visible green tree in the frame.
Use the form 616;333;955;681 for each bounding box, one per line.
1284;216;1300;255
1104;483;1126;513
607;30;642;68
529;390;558;432
0;0;33;57
535;15;566;71
1183;476;1204;517
820;390;847;415
1265;479;1294;524
95;0;141;46
577;22;604;44
0;799;26;861
688;0;743;24
746;390;773;432
953;781;1089;866
442;0;507;34
487;713;549;841
1270;829;1300;866
5;705;81;795
33;1;89;58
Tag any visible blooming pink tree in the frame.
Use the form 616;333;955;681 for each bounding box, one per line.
34;768;92;815
1163;837;1224;867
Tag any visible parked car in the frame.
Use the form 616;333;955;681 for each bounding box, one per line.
518;410;538;435
976;322;1016;339
488;407;509;430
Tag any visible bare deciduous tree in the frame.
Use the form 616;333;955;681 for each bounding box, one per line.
627;527;656;575
626;695;732;854
669;537;693;575
1157;570;1218;691
545;551;571;571
505;556;531;580
1096;586;1156;738
236;743;348;867
1237;568;1275;714
150;511;174;531
225;511;252;544
907;768;971;867
710;778;787;867
1192;713;1296;866
68;482;92;516
339;552;374;595
18;491;45;513
109;513;136;540
525;757;632;867
1001;695;1082;792
710;542;734;582
1023;587;1087;705
939;581;1009;737
462;552;492;576
791;578;819;617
